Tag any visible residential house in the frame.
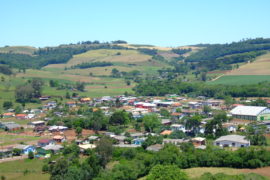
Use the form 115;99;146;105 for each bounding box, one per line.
15;114;28;119
146;144;163;152
48;125;68;132
42;144;63;153
0;122;21;131
214;135;250;148
2;112;15;118
38;139;55;147
160;130;172;135
191;137;206;147
171;124;186;132
66;101;77;108
132;138;146;145
53;135;65;143
14;144;36;154
29;121;45;128
222;123;237;133
79;144;96;152
163;139;188;145
161;119;172;126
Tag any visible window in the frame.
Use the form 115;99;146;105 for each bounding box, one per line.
232;143;235;147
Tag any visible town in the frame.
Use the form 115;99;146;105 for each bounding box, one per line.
1;94;270;160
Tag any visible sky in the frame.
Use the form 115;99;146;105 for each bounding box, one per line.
1;0;270;47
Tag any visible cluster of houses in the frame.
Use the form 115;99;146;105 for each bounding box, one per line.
1;94;270;159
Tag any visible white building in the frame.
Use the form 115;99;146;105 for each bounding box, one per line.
230;106;270;121
214;135;250;148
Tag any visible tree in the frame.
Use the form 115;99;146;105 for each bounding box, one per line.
142;114;161;133
15;84;35;103
31;78;44;97
111;68;120;78
109;110;130;125
201;72;207;81
75;127;82;137
14;105;23;114
28;151;34;159
126;80;131;86
3;101;13;109
96;137;113;167
65;92;71;99
246;122;267;145
203;105;211;115
185;115;201;135
224;96;234;109
146;165;188;180
12;148;21;156
160;108;170;118
76;82;85;92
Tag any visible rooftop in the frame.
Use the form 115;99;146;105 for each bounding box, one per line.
230;106;268;116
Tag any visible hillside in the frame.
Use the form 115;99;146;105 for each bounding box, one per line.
209;52;270;85
227;52;270;75
0;46;36;55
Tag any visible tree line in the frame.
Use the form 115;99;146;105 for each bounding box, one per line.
134;79;270;98
70;61;113;69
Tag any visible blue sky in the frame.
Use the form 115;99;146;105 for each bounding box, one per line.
1;0;270;47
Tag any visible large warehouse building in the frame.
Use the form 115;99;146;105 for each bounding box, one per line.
230;106;270;121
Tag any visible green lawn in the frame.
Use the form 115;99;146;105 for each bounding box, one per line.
207;75;270;85
0;159;49;180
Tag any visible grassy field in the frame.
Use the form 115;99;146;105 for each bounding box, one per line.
0;159;49;180
227;52;270;75
207;75;270;85
0;134;43;146
184;167;270;179
46;49;152;68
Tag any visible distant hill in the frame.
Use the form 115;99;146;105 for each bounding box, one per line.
0;46;36;55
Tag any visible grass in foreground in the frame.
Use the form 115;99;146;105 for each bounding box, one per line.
0;158;49;180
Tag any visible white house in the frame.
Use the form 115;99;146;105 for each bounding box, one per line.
171;124;186;132
214;135;250;148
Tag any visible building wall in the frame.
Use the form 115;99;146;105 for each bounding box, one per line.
257;114;270;121
214;140;249;148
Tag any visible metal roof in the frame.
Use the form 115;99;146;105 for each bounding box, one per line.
230;106;268;116
215;135;249;144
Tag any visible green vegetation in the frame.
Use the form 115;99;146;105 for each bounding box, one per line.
208;75;270;85
135;79;270;97
70;61;113;69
